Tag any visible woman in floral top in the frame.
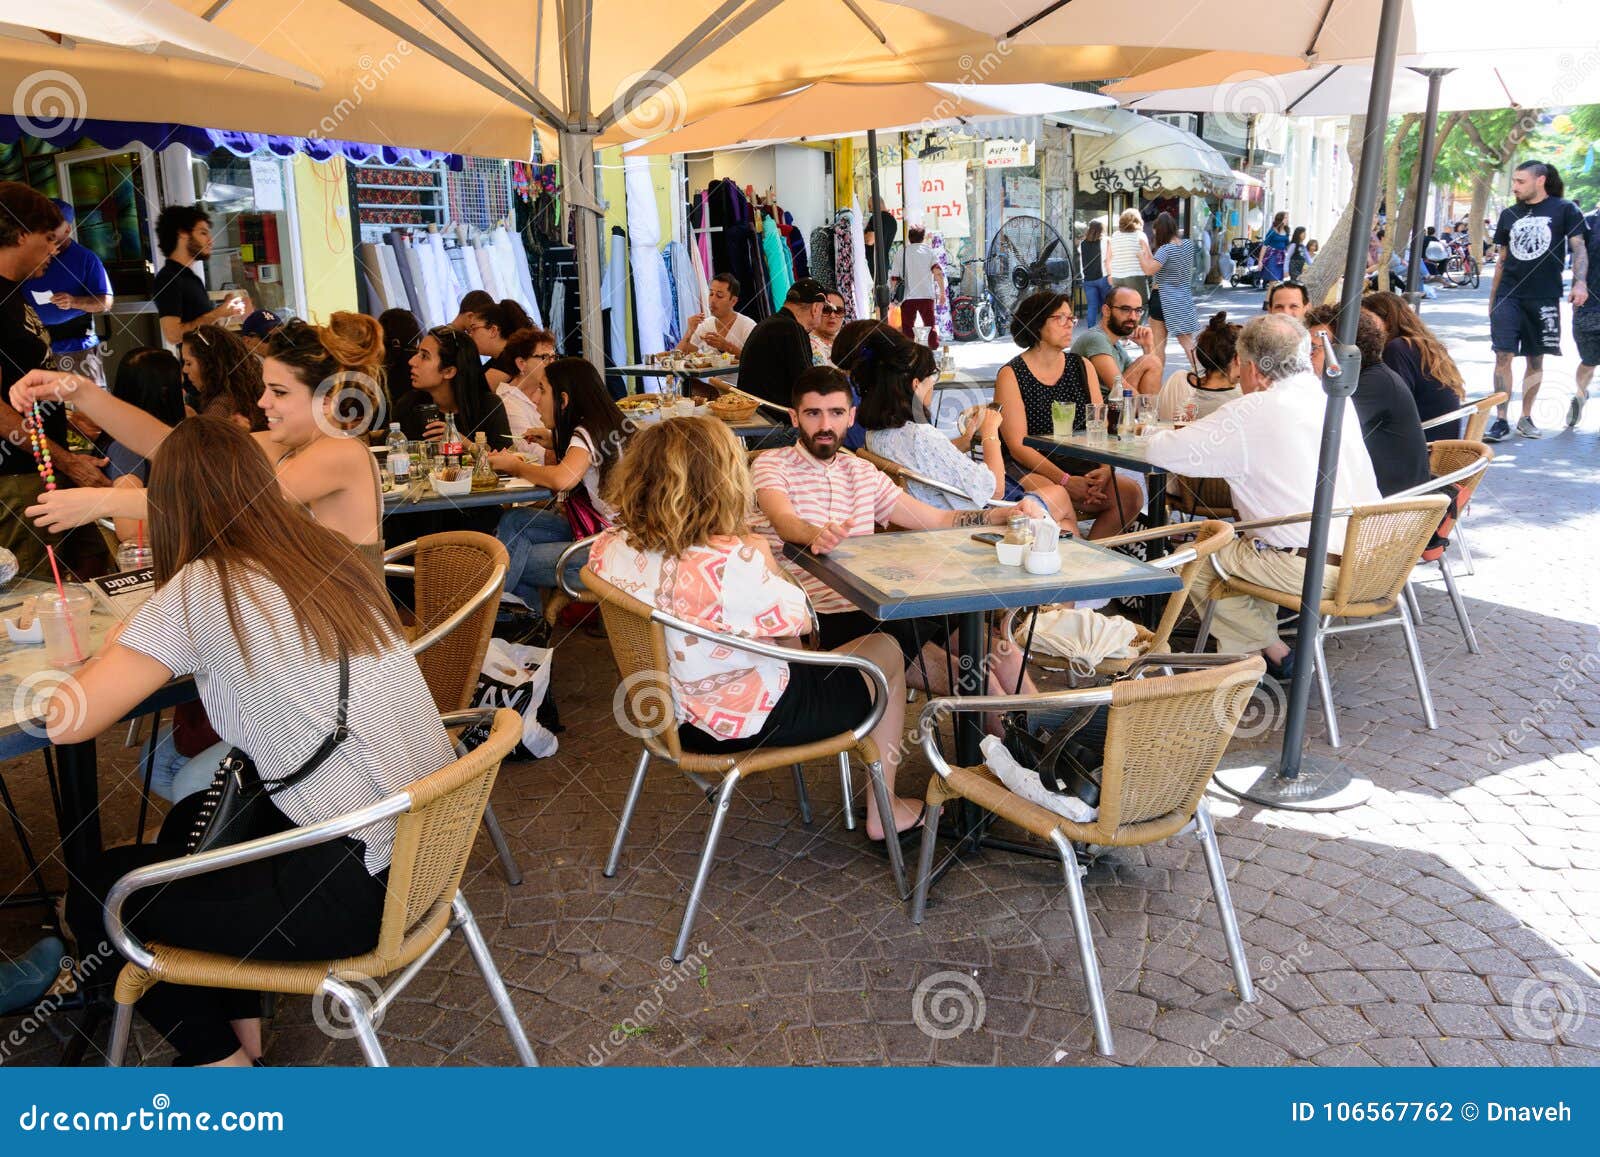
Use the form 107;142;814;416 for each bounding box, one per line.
587;415;922;840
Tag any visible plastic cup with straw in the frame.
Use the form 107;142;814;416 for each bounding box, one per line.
45;545;85;666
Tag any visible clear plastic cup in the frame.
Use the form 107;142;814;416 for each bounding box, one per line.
38;590;93;667
1051;401;1077;436
1085;404;1109;444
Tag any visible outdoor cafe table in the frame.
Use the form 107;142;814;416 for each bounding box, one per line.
1024;429;1172;559
381;475;552;518
782;528;1180;853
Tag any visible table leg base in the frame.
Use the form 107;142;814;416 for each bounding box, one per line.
1211;754;1372;812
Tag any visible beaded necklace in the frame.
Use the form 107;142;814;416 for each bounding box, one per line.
23;402;56;491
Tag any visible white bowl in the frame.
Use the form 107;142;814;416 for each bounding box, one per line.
995;541;1026;567
429;472;472;497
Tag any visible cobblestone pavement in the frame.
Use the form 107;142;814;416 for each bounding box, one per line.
2;280;1598;1067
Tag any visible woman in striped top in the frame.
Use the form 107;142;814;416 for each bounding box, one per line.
45;417;455;1067
1106;209;1154;321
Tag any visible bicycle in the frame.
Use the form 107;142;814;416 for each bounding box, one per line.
949;258;1002;342
1441;238;1480;289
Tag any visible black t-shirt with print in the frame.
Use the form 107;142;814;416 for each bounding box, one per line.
1493;197;1586;301
0;274;64;476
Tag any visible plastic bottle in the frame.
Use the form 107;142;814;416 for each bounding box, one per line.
386;422;411;484
441;413;463;469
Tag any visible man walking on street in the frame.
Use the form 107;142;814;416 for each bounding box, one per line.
1485;161;1587;441
1568;203;1600;429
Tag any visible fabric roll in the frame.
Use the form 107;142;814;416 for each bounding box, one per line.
474;244;501;300
504;227;543;325
389;232;428;327
423;232;463;320
357;242;393;311
378;244;409;316
624;156;668;361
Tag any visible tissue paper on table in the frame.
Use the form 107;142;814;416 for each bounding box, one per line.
980;735;1097;823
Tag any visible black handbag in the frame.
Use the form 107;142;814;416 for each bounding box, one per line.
1001;704;1109;810
185;648;351;855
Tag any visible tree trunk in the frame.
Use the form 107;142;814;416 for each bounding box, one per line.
1378;114;1420;281
1469;175;1493;259
1303;116;1367;306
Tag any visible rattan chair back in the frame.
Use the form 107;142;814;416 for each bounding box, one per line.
580;565;684;762
1166;475;1238;520
1149;520;1235;652
1463;393;1510;441
852;446;911;489
1330;497;1450;612
411;531;509;713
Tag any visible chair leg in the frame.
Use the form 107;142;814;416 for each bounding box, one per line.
673;769;741;962
790;764;813;826
1402;581;1422;623
1049;831;1114;1058
1194;599;1216;652
480;804;522;887
1453;520;1476;575
1396;598;1439;731
107;1000;134;1067
909;801;944;924
322;978;389;1066
452;893;538;1066
1194;803;1256;1005
604;749;652;878
1438;551;1480;654
864;759;908;899
1311;617;1340;749
837;752;855;831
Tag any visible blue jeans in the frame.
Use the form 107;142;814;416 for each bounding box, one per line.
497;507;589;606
1083;276;1111;328
144;726;229;803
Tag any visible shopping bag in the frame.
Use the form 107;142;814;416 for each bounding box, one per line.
464;638;560;758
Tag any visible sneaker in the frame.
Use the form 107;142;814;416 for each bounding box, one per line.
1263;649;1296;683
1483;417;1511;443
1567;395;1586;429
0;936;65;1016
1516;416;1542;438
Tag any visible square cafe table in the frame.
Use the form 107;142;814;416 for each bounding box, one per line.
1024;429;1172;559
784;528;1180;860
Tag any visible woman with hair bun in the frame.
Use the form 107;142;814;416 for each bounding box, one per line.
1159;311;1242;421
10;312;388;568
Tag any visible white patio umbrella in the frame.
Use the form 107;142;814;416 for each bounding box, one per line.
0;0;319;86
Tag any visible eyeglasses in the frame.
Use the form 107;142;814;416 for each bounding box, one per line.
1108;305;1142;315
427;325;463;355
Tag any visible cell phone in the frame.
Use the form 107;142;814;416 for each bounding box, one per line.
971;532;1003;546
986;402;1003;412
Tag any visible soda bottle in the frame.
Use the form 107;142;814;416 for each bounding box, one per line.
386;422;411;484
441;413;463;469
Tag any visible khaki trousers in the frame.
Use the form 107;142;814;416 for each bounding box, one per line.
1190;537;1340;654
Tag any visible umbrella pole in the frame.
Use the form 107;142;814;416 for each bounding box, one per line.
1403;69;1452;309
868;127;889;319
1214;0;1405;812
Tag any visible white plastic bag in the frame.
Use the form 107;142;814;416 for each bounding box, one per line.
468;638;559;758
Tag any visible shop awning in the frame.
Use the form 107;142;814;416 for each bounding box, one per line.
0;116;462;169
1069;107;1234;197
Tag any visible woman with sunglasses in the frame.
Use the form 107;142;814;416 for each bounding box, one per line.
460;298;534;389
392;324;511;447
11;314;390;560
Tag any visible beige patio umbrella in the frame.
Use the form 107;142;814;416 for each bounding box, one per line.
0;0;319;86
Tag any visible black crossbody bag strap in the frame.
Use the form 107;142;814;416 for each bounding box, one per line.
262;646;351;797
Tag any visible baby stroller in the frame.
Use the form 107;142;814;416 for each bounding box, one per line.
1228;237;1265;288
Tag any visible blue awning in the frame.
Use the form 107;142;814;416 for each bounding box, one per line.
0;116;462;170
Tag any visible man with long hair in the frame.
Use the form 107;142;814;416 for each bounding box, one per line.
1486;160;1588;440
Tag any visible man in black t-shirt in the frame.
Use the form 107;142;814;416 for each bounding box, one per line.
152;204;249;348
1486;161;1588;440
1567;207;1600;429
736;278;827;408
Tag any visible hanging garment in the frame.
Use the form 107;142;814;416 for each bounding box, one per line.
391;233;432;327
665;241;700;337
489;227;535;320
420;233;459;325
696;194;712;288
780;220;809;281
657;249;682;347
760;212;793;308
831;214;854;317
503;226;544;325
548;280;567;350
600;225;630;371
809;224;836;292
849;203;872;320
448;244;479;295
474;243;501;301
929;233;954;342
624;155;669;361
357;242;394;312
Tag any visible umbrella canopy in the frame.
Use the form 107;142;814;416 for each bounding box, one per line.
1070;107;1236;197
0;0;320;87
624;80;1113;155
1107;53;1600;116
885;0;1592;68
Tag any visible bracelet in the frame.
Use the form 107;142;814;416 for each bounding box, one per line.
980;436;1000;444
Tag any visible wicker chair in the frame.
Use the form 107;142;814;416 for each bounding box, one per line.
910;655;1266;1057
1421;397;1503;575
581;565;903;962
104;707;536;1067
1195;495;1449;749
1400;440;1493;654
1463;391;1510;442
385;531;521;885
1165;474;1238;521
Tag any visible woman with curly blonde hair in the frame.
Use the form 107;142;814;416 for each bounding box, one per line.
586;415;922;842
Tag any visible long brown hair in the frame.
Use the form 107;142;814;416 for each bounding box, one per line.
147;416;401;668
184;326;267;431
1361;291;1464;397
606;416;750;558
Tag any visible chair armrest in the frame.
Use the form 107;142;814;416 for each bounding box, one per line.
1389;456;1489;499
439;706;500;730
104;793;414;970
917;686;1115;780
1123;651;1257;678
408;560;507;657
556;534;602;599
1147;546;1198;571
1420;402;1476;430
651;605;891;741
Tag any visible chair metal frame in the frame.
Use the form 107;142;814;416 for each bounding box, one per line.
582;566;900;962
103;708;536;1068
385;534;521;884
1422;392;1506;575
1393;441;1493;655
1194;495;1449;749
910;654;1265;1057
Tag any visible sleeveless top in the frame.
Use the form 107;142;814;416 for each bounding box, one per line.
1007;352;1091;437
1108;231;1145;278
276;440;387;580
1079;237;1104;281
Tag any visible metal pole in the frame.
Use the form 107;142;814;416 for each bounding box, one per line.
1404;69;1451;306
1215;0;1404;812
867;127;889;319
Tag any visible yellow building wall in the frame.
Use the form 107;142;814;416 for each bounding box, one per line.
291;154;358;321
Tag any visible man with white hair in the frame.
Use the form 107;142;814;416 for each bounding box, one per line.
1145;313;1381;680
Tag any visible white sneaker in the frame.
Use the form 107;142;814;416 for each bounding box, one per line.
1567;395;1586;429
1516;416;1542;438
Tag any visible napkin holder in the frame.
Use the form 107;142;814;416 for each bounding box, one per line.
1023;518;1062;575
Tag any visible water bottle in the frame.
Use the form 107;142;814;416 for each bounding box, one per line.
1115;376;1134;440
386;422;411;484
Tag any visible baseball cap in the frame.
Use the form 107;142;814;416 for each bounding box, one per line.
241;309;285;339
785;278;828;306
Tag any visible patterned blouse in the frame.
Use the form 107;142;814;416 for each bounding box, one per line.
587;531;811;739
866;422;995;510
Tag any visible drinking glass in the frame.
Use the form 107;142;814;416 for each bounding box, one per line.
39;590;93;667
1085;403;1108;444
1134;396;1159;438
1050;401;1077;437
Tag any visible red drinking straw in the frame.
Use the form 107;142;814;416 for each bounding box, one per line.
45;546;84;664
136;520;144;553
